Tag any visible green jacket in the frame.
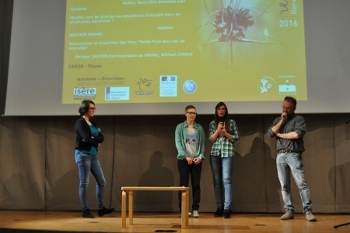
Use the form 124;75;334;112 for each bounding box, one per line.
175;121;205;160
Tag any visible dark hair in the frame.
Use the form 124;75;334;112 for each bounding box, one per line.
185;105;196;112
284;96;297;106
214;102;230;131
78;100;95;116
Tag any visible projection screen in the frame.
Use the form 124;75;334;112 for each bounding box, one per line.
4;0;350;115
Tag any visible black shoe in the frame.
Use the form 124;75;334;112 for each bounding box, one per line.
214;209;223;217
223;209;231;219
98;207;115;217
82;209;94;218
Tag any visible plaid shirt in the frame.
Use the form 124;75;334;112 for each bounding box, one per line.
209;119;240;157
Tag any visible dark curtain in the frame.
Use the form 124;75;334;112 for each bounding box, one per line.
0;113;350;213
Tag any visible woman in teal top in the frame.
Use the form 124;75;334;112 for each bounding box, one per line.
175;105;205;218
75;100;114;218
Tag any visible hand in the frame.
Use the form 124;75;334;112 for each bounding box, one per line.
186;156;193;165
219;128;227;136
218;122;226;136
216;122;224;131
281;112;288;121
193;157;201;165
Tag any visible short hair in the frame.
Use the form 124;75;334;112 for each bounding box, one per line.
78;100;95;116
284;96;297;106
185;105;196;112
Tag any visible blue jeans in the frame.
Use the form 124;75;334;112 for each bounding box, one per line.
210;155;234;210
276;152;313;214
177;160;202;211
75;152;106;210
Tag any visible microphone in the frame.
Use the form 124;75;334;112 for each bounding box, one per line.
219;117;224;130
345;119;350;124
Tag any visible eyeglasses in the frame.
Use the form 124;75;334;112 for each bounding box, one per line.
186;112;197;115
89;107;96;110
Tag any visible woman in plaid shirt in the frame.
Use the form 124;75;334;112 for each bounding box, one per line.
209;102;240;219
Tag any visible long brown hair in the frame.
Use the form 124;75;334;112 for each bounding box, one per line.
214;102;230;131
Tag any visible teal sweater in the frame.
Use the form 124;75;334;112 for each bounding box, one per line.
175;121;205;160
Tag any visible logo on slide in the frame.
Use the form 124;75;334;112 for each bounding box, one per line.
160;75;177;97
73;87;96;97
258;76;275;93
137;78;153;91
105;87;130;100
278;75;297;93
279;84;296;92
183;80;197;94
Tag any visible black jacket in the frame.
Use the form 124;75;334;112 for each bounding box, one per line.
75;117;104;151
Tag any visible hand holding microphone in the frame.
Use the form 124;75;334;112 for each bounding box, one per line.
216;121;224;131
218;118;226;136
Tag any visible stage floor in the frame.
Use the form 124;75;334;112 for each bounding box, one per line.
0;210;349;233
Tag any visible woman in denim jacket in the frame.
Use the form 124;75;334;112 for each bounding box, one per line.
175;105;205;218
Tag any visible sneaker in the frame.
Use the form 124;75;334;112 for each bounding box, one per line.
214;209;223;217
305;212;317;222
192;210;199;218
98;207;115;217
223;210;231;219
280;211;294;220
188;211;192;216
82;208;94;218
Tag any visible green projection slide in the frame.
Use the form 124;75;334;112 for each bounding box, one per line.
63;0;306;104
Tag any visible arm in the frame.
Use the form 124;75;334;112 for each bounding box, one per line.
175;124;188;160
221;127;233;141
216;120;239;142
193;125;205;164
209;121;220;143
199;126;205;159
91;122;104;143
228;120;239;142
94;132;104;143
271;112;287;134
276;131;299;139
268;113;287;137
75;119;99;148
277;115;306;139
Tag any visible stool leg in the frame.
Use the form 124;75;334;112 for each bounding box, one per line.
129;191;134;225
181;190;189;228
185;190;189;225
121;190;126;228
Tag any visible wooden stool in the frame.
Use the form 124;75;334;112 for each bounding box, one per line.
121;186;190;228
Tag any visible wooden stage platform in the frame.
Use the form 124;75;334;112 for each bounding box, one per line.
0;210;349;233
